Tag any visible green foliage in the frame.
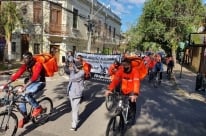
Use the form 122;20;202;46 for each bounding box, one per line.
0;2;21;38
0;1;22;61
127;0;206;55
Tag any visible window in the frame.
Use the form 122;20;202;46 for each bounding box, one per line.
34;43;40;54
50;3;62;33
97;20;101;36
12;42;16;53
33;1;42;24
50;4;62;24
113;27;116;38
109;26;111;38
73;8;78;29
104;23;108;37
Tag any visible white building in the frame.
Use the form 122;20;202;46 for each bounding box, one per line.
0;0;121;64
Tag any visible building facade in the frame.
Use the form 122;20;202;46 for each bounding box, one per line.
0;0;121;64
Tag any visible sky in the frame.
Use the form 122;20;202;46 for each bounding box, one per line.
99;0;206;32
98;0;146;32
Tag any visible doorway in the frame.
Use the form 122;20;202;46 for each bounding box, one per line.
50;45;60;63
21;34;29;59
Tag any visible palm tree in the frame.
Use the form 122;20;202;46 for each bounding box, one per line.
0;1;21;62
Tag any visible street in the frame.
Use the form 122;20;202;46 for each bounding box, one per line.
0;71;206;136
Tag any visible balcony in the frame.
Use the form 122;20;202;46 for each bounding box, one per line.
44;23;69;36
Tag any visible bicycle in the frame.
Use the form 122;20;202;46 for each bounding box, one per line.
105;93;131;136
105;90;120;112
153;71;161;88
167;66;173;80
148;68;153;82
0;83;53;136
58;62;71;76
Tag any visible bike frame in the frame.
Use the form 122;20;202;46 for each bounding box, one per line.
115;95;130;124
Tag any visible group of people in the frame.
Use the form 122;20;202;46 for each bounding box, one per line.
1;50;174;132
143;52;174;81
2;51;89;131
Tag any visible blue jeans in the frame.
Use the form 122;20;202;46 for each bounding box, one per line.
19;82;45;114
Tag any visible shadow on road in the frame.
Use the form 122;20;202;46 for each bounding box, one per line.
77;82;105;129
128;73;206;136
18;100;71;136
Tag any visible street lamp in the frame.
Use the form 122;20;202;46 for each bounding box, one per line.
86;0;112;53
87;0;94;53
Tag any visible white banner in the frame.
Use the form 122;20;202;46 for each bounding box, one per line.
76;52;121;81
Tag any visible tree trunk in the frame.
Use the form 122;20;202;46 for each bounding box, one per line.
7;40;12;61
172;47;177;67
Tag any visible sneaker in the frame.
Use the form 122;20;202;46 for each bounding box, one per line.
32;106;43;117
70;127;76;131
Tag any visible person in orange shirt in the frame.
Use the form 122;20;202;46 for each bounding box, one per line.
76;55;92;80
108;59;121;81
105;58;140;124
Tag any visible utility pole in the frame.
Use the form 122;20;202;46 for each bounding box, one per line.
87;0;94;53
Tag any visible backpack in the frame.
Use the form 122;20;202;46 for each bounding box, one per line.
33;53;58;77
83;62;92;80
127;56;148;80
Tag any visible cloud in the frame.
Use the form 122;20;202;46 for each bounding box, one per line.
109;0;145;16
118;0;146;5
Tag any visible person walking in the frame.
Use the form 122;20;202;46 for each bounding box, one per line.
67;60;85;131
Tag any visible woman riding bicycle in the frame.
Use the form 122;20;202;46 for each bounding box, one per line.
105;58;141;124
4;52;46;128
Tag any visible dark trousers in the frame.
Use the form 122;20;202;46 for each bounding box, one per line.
128;100;136;123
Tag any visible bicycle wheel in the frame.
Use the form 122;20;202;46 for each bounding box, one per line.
32;97;53;125
105;93;116;112
58;66;65;76
106;115;124;136
167;68;172;80
153;76;158;88
0;112;18;136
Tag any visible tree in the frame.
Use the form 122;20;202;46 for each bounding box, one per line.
0;1;21;62
127;0;205;63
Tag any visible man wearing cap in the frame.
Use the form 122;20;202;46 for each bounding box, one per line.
67;60;85;131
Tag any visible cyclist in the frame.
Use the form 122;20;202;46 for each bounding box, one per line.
67;60;85;131
105;58;140;124
4;52;46;128
144;53;155;72
166;55;174;75
153;53;163;81
108;59;121;81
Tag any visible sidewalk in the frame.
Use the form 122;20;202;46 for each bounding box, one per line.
172;63;205;102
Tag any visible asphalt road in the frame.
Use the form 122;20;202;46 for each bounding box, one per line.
1;73;206;136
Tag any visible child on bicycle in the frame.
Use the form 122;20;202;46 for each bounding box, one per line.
4;52;46;128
